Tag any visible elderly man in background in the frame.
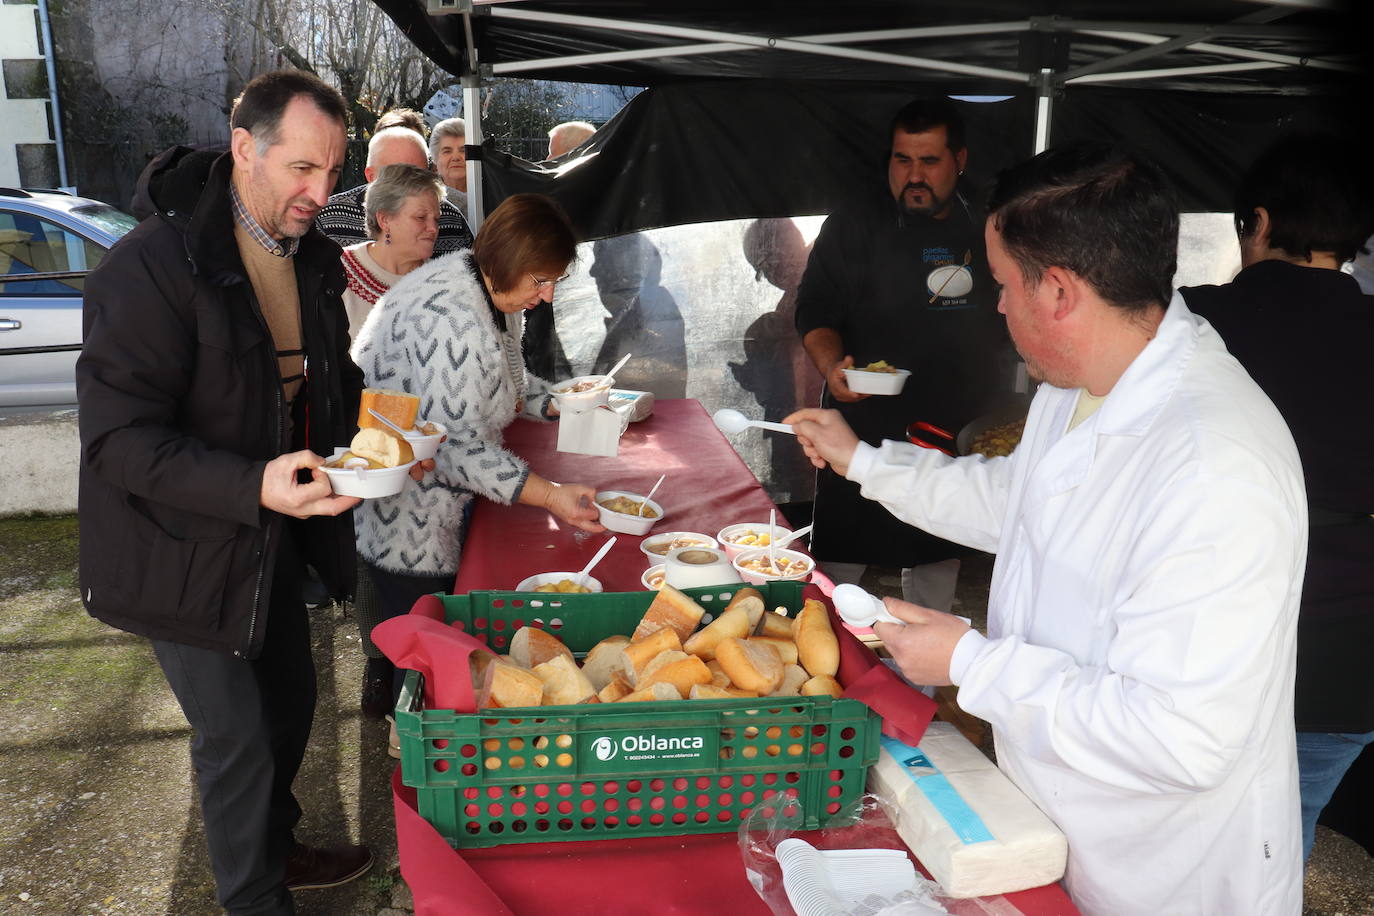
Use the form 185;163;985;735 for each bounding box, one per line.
547;120;595;160
431;116;469;211
787;142;1306;915
77;70;375;915
316;122;472;256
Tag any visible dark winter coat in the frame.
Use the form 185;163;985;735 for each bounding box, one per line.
76;147;362;658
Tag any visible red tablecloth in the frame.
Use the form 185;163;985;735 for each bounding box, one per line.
394;399;1079;916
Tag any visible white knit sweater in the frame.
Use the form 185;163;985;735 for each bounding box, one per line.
350;249;553;576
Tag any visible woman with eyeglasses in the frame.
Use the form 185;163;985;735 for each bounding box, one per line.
350;193;604;751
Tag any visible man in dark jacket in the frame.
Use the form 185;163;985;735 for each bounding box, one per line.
1182;132;1374;862
77;70;374;914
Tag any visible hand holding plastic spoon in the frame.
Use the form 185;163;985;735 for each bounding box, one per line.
576;535;617;587
713;408;795;435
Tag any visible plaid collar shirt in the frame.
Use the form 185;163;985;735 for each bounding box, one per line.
229;183;299;258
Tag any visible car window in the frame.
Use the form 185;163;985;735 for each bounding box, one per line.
70;204;138;239
0;210;103;295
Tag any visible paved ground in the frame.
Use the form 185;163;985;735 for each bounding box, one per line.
1;517;1370;915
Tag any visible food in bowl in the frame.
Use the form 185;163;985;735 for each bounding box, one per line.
325;427;414;469
856;359;901;373
968;419;1025;458
722;528;777;547
320;447;415;499
716;522;793;560
640;531;717;557
400;419;447;460
641;565;666;590
557;378;609;395
731;547;814;585
533;578;592;594
598;495;659;518
842;365;911;396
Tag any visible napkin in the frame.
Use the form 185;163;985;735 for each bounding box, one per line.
372;612;494;712
777;838;949;916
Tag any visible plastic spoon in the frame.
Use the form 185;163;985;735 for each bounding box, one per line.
367;407;412;438
712;408;795;435
768;509;777;574
773;523;813;548
832;584;905;628
602;351;633;386
638;473;666;516
575;536;617;588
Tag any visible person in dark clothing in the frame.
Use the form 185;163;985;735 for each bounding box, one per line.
794;98;1006;608
76;71;388;914
1181;132;1374;862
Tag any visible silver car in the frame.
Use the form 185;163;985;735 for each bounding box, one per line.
1;188;137;411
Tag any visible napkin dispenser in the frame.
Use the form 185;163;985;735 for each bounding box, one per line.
557;405;626;457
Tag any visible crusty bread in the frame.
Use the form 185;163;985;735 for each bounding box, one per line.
682;604;752;660
581;635;631;691
724;587;766;631
748;635;798;665
639;653;712;698
705;660;731;689
359;387;420;432
757;610;795;638
597;672;634;703
632;584;706;643
616;627;683;684
795;598;839;677
510;626;574;669
714;637;784;694
349;426;414;468
769;663;810;697
690;684;761;700
479;661;544;708
617;682;681;703
532;654;597;705
801;674;844;698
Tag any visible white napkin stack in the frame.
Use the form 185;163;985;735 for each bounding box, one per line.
776;838;950;916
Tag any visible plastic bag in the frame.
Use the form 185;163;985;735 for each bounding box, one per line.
738;793;1028;916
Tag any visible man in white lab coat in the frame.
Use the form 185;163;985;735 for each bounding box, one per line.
787;142;1306;916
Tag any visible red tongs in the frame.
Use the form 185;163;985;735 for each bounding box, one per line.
906;421;955;456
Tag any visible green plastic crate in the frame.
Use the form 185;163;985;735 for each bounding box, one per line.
395;581;883;848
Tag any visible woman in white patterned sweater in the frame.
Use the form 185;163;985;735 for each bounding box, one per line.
350;194;605;723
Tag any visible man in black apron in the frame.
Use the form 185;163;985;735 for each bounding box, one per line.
794;98;1004;608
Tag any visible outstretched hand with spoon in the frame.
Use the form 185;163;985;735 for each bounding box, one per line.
713;408;795;436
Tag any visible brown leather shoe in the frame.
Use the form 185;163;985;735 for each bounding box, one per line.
284;842;374;891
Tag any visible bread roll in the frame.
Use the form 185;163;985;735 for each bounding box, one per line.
705;660;731;689
801;674;844;698
632;584;706;643
510;626;574;669
682;604;752;660
748;635;798;665
532;654;597;705
359;387;420;432
478;661;544;709
581;635;630;691
598;672;634;703
714;637;783;694
724;587;766;631
770;664;810;697
349;427;414;468
795;598;839;677
758;611;795;638
690;684;760;700
617;682;681;703
639;653;712;698
616;627;683;684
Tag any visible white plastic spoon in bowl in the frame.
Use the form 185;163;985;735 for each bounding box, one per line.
602;351;633;387
575;536;617;588
713;408;795;435
774;524;813;548
368;407;412;438
637;473;666;517
768;509;777;573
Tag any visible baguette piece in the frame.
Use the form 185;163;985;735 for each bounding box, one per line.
639;652;712;698
532;654;597;705
770;663;810;697
802;674;844;698
617;682;681;703
632;584;706;643
714;637;784;694
510;626;574;669
705;660;731;689
683;604;752;660
724;587;766;631
748;635;798;665
348;426;414;468
616;628;683;684
758;611;795;638
690;684;760;700
359;387;420;432
478;661;545;709
598;671;634;703
581;635;631;691
795;598;839;677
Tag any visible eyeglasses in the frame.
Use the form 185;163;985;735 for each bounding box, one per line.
529;272;571;290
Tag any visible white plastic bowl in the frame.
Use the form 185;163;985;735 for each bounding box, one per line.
731;547;815;586
716;522;793;561
514;572;604;594
641;564;666;590
402;419;447;460
639;531;718;560
551;375;612;413
842;366;911;396
595;490;665;535
320;448;415;499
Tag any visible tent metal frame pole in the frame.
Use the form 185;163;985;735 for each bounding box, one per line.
1072;28;1356;73
461;11;484;232
1069;60;1281;84
489;6;1028;82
